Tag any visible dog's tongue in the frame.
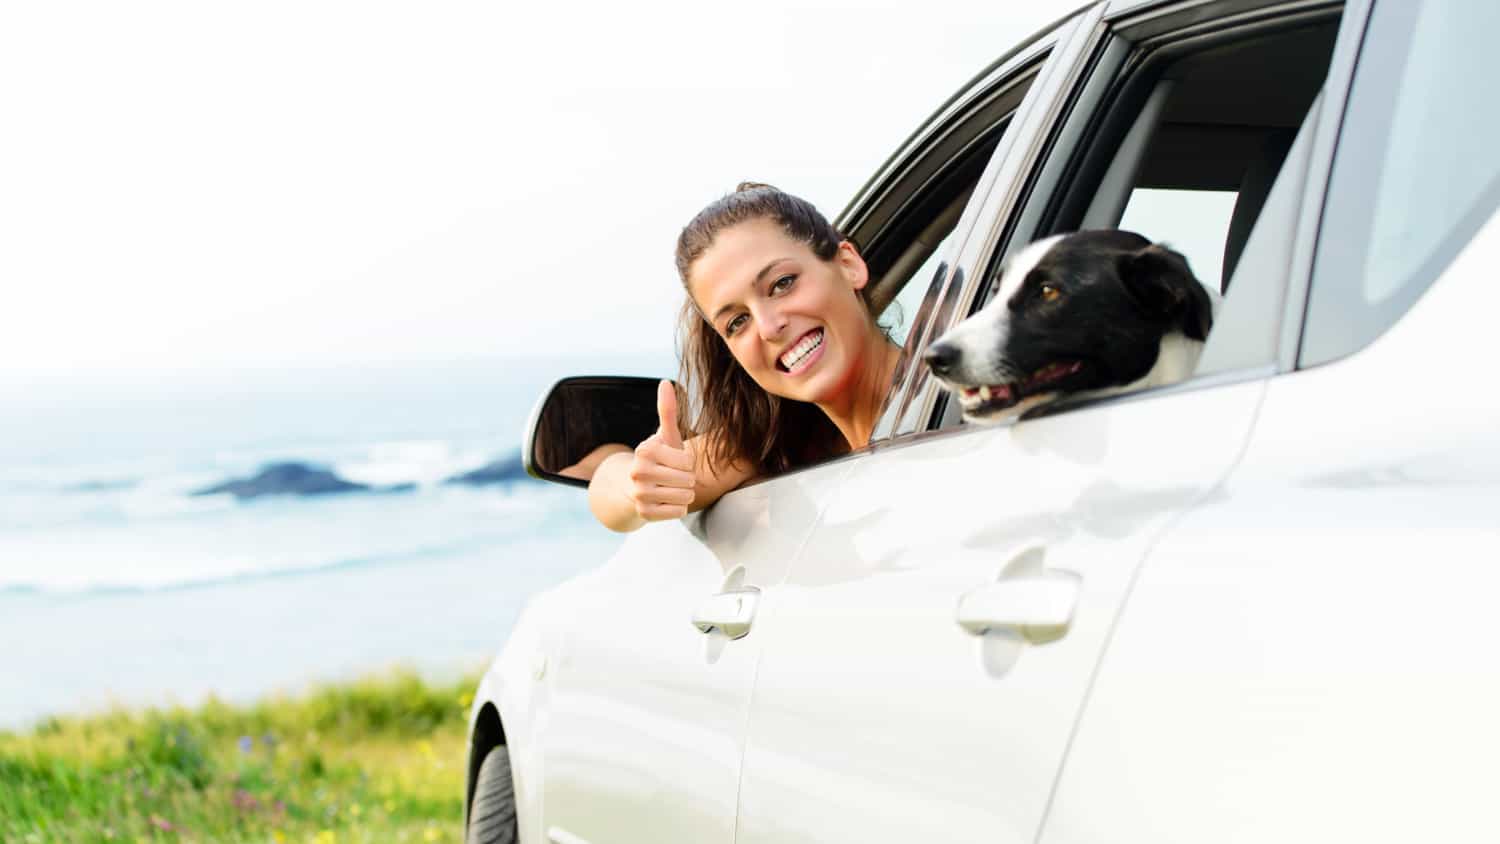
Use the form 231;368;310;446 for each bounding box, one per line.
990;384;1013;403
1026;361;1083;388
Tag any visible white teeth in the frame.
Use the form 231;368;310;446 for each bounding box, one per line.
780;330;824;371
979;385;992;401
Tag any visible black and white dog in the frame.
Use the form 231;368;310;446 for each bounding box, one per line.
924;230;1216;423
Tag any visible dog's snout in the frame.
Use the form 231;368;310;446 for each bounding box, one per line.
924;341;961;377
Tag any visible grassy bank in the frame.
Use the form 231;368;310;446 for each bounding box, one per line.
0;670;479;843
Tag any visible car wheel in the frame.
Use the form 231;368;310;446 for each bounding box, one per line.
465;745;518;844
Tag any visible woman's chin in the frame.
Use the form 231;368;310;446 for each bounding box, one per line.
777;355;846;403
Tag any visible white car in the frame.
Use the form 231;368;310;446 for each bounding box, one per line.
465;0;1500;841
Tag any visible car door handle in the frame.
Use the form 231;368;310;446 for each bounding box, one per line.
691;585;760;640
956;570;1081;643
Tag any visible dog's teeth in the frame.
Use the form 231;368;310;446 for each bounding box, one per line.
979;386;992;401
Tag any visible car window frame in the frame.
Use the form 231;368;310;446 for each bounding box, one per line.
887;0;1375;439
873;2;1111;441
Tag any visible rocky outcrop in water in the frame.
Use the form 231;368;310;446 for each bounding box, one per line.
443;452;531;486
193;462;413;500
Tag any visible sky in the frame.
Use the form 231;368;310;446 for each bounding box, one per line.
1;0;1077;382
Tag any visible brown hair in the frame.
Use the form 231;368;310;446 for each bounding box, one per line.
674;182;875;476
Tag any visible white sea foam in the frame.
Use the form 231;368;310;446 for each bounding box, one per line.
333;438;494;488
0;461;583;595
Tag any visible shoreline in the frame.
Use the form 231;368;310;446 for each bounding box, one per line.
0;529;618;732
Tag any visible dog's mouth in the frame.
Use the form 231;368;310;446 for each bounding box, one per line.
956;360;1085;416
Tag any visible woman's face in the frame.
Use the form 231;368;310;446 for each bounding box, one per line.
688;218;875;406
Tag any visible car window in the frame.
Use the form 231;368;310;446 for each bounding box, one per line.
1300;0;1500;367
1067;18;1338;293
883;228;957;346
925;8;1346;431
1118;188;1237;294
916;6;1353;431
852;45;1063;445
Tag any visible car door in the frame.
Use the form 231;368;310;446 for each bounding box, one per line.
536;458;853;844
532;21;1031;842
732;2;1351;841
1040;1;1500;840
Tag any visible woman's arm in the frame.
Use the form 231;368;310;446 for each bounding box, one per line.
558;443;631;481
587;381;753;533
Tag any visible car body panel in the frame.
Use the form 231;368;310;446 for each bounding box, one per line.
1040;208;1500;843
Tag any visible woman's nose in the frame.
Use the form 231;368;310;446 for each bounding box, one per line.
753;303;788;341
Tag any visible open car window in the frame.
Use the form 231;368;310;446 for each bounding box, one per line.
930;1;1347;430
1078;19;1337;291
864;142;993;348
827;35;1065;450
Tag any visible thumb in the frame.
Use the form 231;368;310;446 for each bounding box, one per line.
656;380;683;449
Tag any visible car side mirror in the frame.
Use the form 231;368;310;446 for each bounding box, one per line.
523;376;668;487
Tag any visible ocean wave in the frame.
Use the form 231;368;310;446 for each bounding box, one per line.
0;533;534;599
61;477;142;493
0;479;592;594
334;439;495;488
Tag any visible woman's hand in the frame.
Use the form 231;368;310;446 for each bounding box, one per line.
588;380;708;532
625;380;697;521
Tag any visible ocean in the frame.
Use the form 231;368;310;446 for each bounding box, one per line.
0;355;671;729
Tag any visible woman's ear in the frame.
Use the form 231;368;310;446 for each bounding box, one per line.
836;240;870;291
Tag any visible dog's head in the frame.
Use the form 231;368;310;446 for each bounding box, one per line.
923;229;1214;423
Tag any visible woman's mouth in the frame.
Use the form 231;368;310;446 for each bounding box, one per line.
777;328;825;374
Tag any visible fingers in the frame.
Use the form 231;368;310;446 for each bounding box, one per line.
633;483;694;507
629;426;695;522
634;435;694;473
628;476;694;522
628;460;696;490
636;501;690;521
657;380;683;449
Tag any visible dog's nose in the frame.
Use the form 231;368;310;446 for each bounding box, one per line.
924;341;961;377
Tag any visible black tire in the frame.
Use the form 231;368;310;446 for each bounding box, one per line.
466;745;519;844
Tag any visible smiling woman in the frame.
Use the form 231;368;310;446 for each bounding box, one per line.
585;183;903;533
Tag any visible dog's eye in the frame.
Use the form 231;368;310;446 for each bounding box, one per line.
1039;283;1062;303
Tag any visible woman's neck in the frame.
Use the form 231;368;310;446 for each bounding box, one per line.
816;333;904;450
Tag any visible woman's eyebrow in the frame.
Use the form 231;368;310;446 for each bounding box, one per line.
754;257;793;286
711;257;794;322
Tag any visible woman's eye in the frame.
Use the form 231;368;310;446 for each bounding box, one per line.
1039;283;1061;303
725;314;749;335
770;274;795;294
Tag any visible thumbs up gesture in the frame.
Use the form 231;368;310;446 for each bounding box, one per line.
627;380;697;522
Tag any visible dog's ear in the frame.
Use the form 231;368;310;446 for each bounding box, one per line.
1116;244;1214;341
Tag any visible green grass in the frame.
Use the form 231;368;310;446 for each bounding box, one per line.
0;670;481;843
